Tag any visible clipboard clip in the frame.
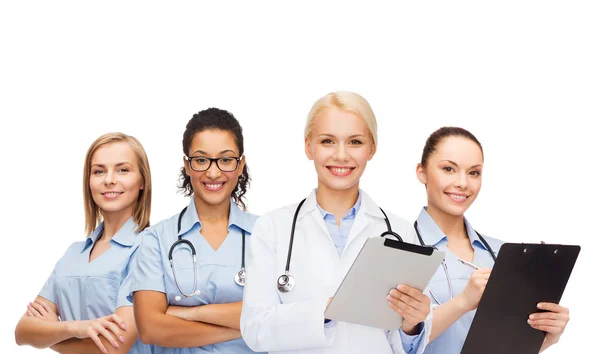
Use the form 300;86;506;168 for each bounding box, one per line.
383;238;435;256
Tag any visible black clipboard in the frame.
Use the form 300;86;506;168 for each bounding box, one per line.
461;243;580;354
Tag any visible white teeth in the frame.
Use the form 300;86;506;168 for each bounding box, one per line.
104;192;121;197
205;183;224;189
332;167;350;173
449;194;467;201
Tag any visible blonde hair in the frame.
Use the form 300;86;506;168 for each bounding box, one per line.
83;132;152;235
304;91;378;146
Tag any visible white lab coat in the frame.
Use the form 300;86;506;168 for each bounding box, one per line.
241;189;432;354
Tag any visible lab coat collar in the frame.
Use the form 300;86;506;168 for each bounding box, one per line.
298;189;387;253
297;188;385;221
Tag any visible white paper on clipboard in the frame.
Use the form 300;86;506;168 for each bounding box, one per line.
324;236;445;330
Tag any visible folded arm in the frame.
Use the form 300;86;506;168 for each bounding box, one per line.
50;306;138;354
15;296;135;354
134;290;241;347
167;301;242;330
15;297;73;349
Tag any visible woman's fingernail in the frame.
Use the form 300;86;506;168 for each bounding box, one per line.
119;336;125;342
121;323;126;330
537;303;543;309
102;348;107;354
113;342;119;347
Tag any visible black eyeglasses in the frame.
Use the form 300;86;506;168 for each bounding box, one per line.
184;155;241;172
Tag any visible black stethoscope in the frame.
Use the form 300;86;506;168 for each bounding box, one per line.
413;220;496;305
276;198;403;293
168;207;247;300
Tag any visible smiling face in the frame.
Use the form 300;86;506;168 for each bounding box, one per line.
89;142;144;218
417;136;483;218
305;107;376;194
183;129;245;208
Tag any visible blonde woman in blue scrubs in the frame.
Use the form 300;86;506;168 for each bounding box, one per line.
15;132;153;354
414;127;571;353
130;108;263;354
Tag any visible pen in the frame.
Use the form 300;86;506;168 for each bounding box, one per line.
457;258;480;270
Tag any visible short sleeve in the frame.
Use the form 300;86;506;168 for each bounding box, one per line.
117;236;143;308
38;269;57;304
38;245;75;304
127;227;166;302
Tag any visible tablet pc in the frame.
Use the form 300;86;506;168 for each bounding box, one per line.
324;237;445;330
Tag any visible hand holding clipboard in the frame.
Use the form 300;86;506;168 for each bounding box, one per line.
460;243;580;354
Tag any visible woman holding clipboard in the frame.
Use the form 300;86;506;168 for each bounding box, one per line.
413;127;571;353
240;91;433;354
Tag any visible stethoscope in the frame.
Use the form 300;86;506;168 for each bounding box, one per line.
168;206;247;300
277;198;403;293
413;220;496;305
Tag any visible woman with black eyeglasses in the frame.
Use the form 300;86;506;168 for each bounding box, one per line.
128;108;264;354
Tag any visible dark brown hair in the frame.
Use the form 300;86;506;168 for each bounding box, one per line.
421;127;483;167
178;108;250;210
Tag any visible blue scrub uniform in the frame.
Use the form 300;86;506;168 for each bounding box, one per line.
415;208;504;354
39;217;153;354
129;198;263;354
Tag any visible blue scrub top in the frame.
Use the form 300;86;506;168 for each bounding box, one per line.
39;217;153;354
129;198;263;354
415;208;504;354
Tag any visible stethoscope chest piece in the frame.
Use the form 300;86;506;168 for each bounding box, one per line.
275;200;399;294
234;268;246;286
276;272;295;293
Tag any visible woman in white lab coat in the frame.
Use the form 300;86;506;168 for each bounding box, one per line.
241;91;432;354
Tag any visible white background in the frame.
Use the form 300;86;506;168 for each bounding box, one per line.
1;1;598;353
